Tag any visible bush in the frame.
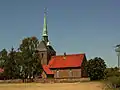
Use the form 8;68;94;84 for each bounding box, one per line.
107;76;120;88
104;68;120;89
105;67;120;78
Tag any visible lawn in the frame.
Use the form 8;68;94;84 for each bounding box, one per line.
0;82;103;90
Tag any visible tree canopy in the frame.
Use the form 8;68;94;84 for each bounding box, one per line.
0;36;42;80
19;36;42;79
85;57;107;80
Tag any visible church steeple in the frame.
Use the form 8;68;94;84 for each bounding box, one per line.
37;8;56;65
42;8;48;43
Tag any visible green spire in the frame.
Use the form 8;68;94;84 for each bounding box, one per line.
42;8;48;37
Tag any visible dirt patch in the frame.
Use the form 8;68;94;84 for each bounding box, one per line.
0;82;103;90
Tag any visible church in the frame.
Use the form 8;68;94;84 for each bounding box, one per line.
36;9;88;79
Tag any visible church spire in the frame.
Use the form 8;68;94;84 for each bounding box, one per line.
42;8;48;43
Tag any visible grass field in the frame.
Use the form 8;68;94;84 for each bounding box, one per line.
0;82;104;90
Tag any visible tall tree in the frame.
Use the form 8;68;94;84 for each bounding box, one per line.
85;57;106;80
3;47;20;79
19;36;42;79
0;49;8;79
0;49;8;68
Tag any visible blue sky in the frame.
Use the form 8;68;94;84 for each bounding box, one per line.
0;0;120;67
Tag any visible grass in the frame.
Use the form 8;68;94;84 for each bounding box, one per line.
0;81;103;90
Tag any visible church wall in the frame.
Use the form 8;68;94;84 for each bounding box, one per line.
38;51;48;65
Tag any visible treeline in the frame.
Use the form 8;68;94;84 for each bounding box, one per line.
0;36;42;80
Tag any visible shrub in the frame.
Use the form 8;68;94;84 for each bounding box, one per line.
104;68;120;81
107;76;120;88
104;68;120;89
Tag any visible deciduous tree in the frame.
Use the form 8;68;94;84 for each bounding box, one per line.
3;47;20;79
19;36;42;79
85;57;106;80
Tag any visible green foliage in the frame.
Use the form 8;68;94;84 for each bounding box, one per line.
19;36;42;79
105;67;120;78
0;36;42;80
85;57;107;80
109;76;120;87
106;76;120;89
104;67;120;89
3;47;21;79
0;49;8;68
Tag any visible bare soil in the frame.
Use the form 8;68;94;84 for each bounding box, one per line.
0;82;103;90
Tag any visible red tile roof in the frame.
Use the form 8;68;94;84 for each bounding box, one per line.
0;68;4;73
48;54;85;68
42;65;54;74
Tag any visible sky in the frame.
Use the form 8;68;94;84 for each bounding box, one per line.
0;0;120;67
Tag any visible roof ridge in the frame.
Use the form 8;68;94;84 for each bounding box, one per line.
52;53;85;57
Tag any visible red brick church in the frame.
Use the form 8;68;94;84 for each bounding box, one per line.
37;9;88;79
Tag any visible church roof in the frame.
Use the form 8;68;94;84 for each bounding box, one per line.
48;53;86;68
42;65;54;74
37;40;47;51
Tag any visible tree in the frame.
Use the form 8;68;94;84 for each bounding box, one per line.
0;49;8;79
0;49;8;68
19;36;42;80
3;47;20;79
85;57;106;80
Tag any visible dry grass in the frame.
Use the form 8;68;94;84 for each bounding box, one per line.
0;82;103;90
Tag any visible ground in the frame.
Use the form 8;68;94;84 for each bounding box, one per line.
0;82;104;90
